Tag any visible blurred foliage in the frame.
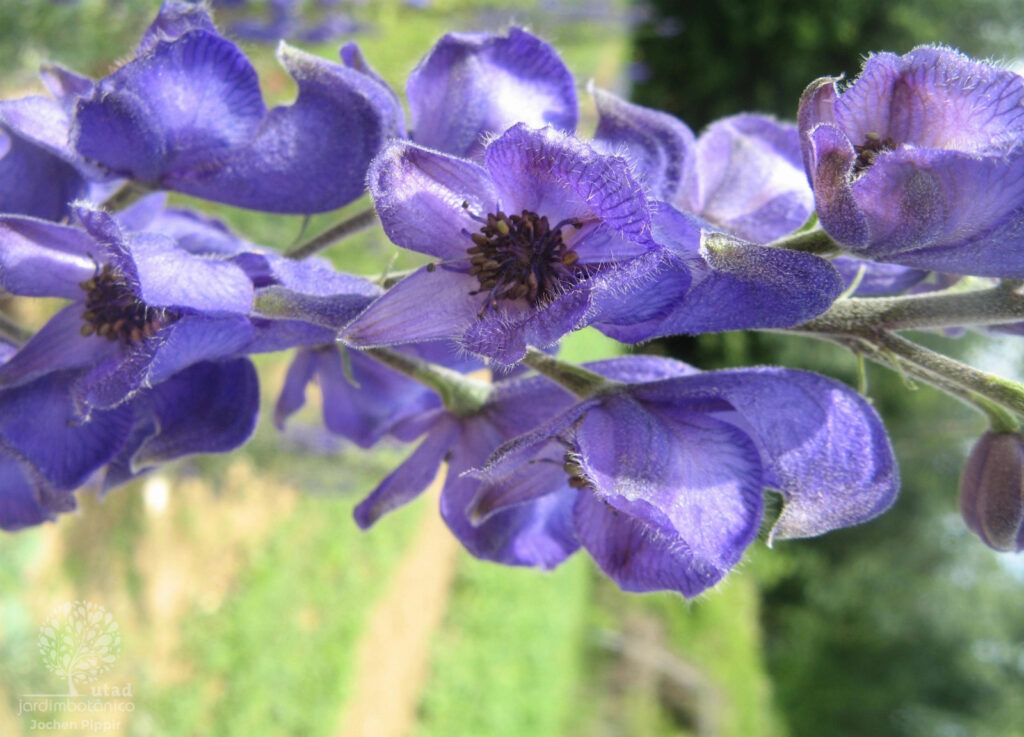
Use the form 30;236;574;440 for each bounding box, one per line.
632;0;1024;129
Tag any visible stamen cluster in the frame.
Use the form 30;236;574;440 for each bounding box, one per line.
466;209;582;308
79;264;177;343
852;133;898;174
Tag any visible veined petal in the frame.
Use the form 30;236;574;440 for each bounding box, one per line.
851;148;1024;276
137;0;219;54
0;451;60;531
832;256;929;296
576;397;764;573
408;28;577;160
484;124;651;244
74;29;265;184
590;84;696;202
573;493;730;597
0;129;87;221
682;114;813;243
127;233;254;313
631;368;898;541
339;42;406;138
342;265;483;347
838;49;1024;155
353;419;457;529
0;215;95;298
368;138;498;259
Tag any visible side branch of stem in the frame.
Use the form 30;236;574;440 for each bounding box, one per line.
286;207;378;260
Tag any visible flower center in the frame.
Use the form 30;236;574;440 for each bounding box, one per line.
853;132;898;174
79;264;177;343
466;209;583;308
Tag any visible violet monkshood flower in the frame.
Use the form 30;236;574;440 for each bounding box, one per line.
275;341;483;449
469;356;898;597
0;205;258;413
799;46;1024;277
0;356;259;531
71;1;401;214
352;365;584;569
342;123;657;365
585;89;843;341
340;26;577;162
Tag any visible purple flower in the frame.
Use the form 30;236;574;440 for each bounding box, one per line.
0;369;132;530
592;88;813;243
959;431;1024;552
587;88;843;341
71;2;400;213
471;357;898;596
0;206;256;412
353;368;582;569
405;28;577;160
340;28;576;163
275;342;482;449
342;124;657;364
0;90;105;220
799;47;1024;277
0;358;259;530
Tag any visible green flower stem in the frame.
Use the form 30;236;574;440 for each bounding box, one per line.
0;311;32;345
286;207;378;260
824;329;1024;423
837;333;1020;431
769;227;843;256
100;181;153;212
522;347;614;399
793;284;1024;333
363;346;492;417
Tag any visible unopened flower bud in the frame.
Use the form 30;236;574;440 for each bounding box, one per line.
958;432;1024;552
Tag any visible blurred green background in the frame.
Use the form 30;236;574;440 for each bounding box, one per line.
2;1;1024;736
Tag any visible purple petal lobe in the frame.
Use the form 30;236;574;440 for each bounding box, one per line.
485;125;651;244
369;139;498;259
342;266;482;347
0;216;95;298
0;306;115;389
353;420;456;529
408;28;577;159
274;348;318;430
145;315;256;385
632;368;898;541
75;30;265;184
590;84;695;202
682;115;813;243
577;398;763;575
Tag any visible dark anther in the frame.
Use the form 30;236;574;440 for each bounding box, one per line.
78;263;177;344
563;452;592;490
853;132;898;175
465;209;583;311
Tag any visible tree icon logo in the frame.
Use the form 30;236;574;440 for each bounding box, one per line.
38;601;122;696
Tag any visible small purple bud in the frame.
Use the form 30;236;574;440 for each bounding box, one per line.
959;432;1024;552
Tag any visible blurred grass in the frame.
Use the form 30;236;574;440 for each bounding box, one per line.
0;2;785;736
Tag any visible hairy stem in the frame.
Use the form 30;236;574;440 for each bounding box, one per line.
363;346;491;417
794;284;1024;333
522;347;614;398
769;227;843;256
838;333;1020;431
286;207;378;260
